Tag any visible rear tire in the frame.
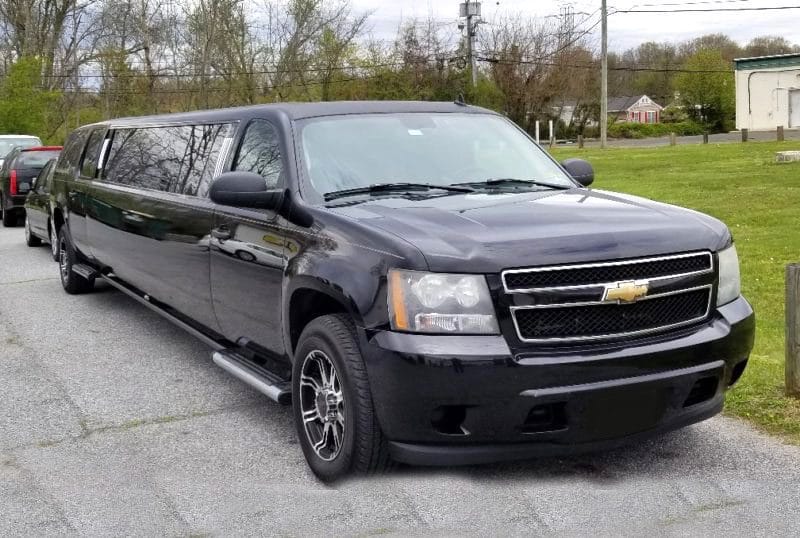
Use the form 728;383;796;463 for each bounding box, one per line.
1;199;14;227
24;216;41;246
58;227;94;294
292;314;392;482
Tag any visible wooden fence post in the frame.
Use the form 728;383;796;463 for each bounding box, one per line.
669;132;677;146
703;133;709;144
742;128;749;142
788;264;800;397
578;135;584;149
778;125;785;142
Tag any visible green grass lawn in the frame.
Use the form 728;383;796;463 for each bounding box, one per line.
552;141;800;443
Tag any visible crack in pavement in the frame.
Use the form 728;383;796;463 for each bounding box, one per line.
0;453;79;534
4;401;266;453
0;311;92;441
0;277;60;287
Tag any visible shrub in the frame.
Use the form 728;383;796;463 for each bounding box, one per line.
608;121;705;139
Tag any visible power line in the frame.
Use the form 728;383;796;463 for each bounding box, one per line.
474;16;603;68
627;0;751;6
476;55;732;73
548;16;604;58
615;5;800;12
44;56;735;92
37;72;412;96
39;57;451;81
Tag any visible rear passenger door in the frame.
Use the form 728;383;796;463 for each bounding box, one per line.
64;128;105;256
87;123;234;332
210;119;288;355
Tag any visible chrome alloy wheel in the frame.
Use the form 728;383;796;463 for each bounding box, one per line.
59;236;69;282
299;350;345;461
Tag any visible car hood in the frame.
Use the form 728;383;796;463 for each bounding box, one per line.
327;188;730;272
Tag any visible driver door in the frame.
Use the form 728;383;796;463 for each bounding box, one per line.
210;119;288;356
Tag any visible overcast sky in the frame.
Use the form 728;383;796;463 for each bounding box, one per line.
348;0;800;53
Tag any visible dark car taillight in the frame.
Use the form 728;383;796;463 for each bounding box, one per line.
10;169;17;195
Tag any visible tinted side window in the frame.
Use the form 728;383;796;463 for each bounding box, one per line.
80;129;105;178
104;127;189;192
233;120;283;188
57;130;90;175
37;162;55;194
196;124;234;198
172;124;230;196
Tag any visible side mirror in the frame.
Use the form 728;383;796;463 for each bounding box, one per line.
209;171;282;209
561;158;594;187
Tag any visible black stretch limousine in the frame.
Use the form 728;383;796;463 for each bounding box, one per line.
50;102;754;481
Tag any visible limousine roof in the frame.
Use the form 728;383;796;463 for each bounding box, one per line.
84;101;496;129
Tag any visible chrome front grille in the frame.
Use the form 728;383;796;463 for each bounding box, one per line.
503;252;713;293
503;252;715;343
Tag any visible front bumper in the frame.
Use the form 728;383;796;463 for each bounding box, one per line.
360;296;755;466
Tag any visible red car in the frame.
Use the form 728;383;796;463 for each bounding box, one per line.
0;145;62;226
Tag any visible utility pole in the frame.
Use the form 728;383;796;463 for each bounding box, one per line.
467;11;475;88
460;1;481;88
600;0;608;148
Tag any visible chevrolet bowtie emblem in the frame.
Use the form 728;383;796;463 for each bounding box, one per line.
603;280;649;303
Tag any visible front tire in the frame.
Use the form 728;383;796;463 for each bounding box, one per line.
58;227;94;294
235;249;256;262
292;314;392;482
24;216;41;246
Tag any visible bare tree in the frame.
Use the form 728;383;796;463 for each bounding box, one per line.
260;0;367;100
183;0;261;107
481;14;586;133
0;0;103;84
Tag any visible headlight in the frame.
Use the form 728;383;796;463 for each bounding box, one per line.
388;269;499;334
717;245;741;306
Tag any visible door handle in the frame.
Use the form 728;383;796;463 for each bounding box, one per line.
211;227;232;240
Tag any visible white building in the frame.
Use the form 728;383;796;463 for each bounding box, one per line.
735;53;800;131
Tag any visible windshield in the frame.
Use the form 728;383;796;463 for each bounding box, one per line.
0;138;41;157
298;113;575;199
16;150;60;168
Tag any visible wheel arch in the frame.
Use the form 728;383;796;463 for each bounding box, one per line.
52;206;65;235
285;278;364;358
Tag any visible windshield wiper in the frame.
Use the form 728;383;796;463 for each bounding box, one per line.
453;178;573;190
324;182;474;202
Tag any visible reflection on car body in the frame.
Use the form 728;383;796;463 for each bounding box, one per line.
210;224;285;267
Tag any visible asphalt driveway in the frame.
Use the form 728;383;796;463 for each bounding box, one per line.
2;225;800;536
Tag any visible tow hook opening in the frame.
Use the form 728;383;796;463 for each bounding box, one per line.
431;405;470;436
683;376;719;408
521;402;568;434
